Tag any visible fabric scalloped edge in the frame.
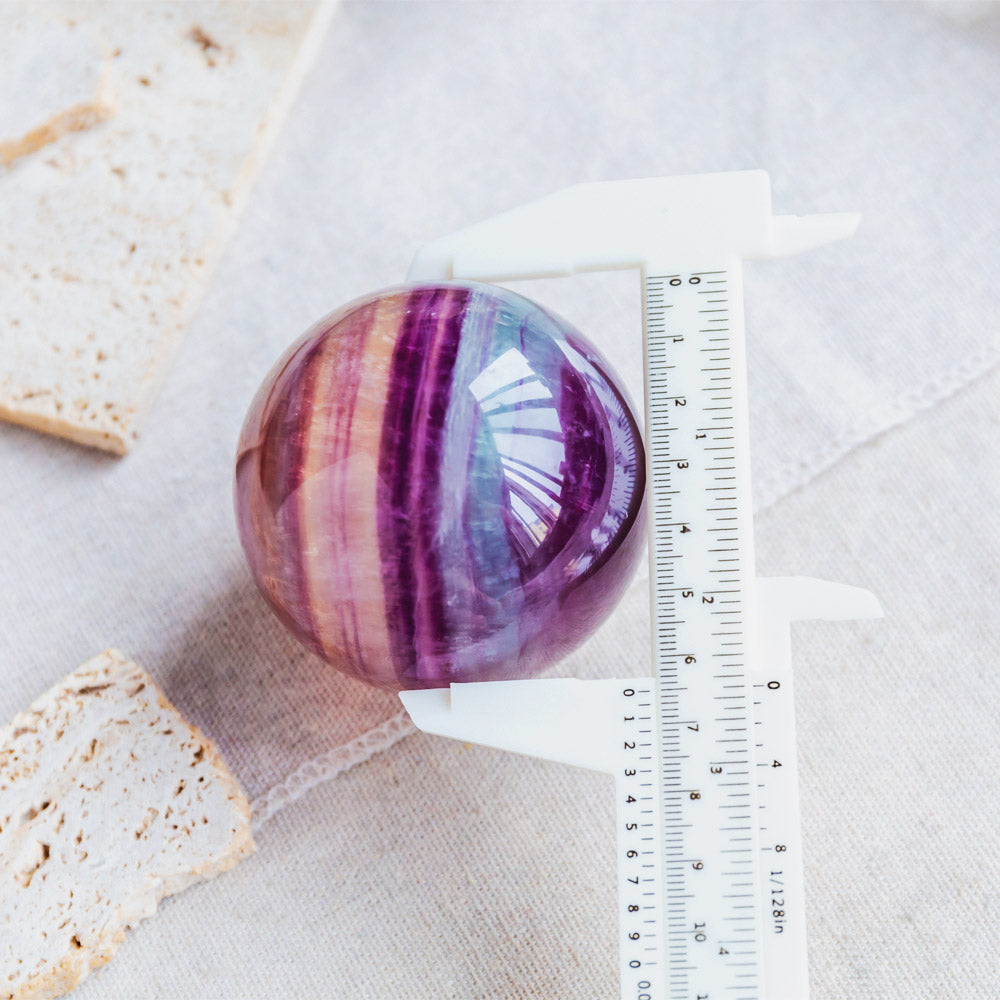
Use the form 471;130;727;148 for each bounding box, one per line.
250;709;416;831
753;338;1000;514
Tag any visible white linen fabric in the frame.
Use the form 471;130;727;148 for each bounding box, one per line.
1;2;997;997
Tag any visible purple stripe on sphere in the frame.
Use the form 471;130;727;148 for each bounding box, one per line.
328;302;375;673
561;340;646;587
410;287;467;685
377;293;424;682
377;285;473;686
234;334;328;657
528;352;608;581
281;337;330;657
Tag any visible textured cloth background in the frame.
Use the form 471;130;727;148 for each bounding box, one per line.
1;1;997;997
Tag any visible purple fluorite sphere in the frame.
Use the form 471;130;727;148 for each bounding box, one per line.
234;281;646;691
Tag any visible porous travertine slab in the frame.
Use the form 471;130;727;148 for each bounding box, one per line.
0;2;333;453
0;650;254;1000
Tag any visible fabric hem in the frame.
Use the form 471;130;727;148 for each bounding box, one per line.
251;708;416;830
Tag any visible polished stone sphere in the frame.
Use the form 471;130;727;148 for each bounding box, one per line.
234;281;646;690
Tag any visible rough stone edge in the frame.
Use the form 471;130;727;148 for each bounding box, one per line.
1;1;338;456
6;649;255;1000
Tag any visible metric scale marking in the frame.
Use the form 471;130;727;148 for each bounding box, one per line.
399;172;882;1000
642;265;763;1000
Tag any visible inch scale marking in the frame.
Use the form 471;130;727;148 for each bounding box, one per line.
642;266;763;999
399;172;881;1000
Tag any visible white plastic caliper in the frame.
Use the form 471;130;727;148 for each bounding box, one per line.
400;171;881;1000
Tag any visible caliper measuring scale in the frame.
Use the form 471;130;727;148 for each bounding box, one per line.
400;171;882;1000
